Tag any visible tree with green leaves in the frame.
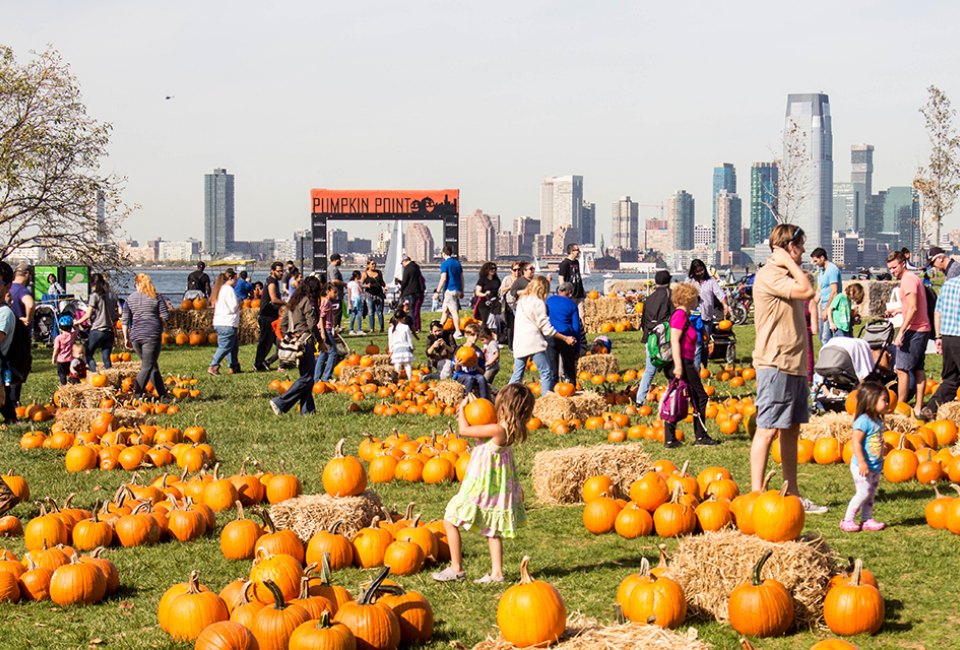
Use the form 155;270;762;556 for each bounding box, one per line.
915;85;960;247
1;44;132;267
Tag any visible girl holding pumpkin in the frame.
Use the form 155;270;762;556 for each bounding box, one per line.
841;381;888;532
432;384;535;584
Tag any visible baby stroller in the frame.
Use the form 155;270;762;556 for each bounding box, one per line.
708;327;737;366
812;320;897;412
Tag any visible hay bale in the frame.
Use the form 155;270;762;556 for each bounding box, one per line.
369;354;392;367
884;412;916;434
371;366;398;385
101;361;141;387
239;309;260;345
936;401;960;425
468;613;711;650
800;412;853;444
268;490;383;540
54;408;145;433
576;354;620;377
54;384;117;410
434;380;466;406
569;391;607;420
532;443;652;505
533;392;577;424
668;530;836;630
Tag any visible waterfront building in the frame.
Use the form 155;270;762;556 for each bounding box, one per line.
712;163;736;238
203;168;235;256
540;175;583;234
784;93;833;251
612;196;639;251
750;162;779;246
668;190;695;250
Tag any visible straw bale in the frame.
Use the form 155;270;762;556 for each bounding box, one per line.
569;391;607;420
54;384;117;410
576;354;620;377
101;361;141;387
883;412;916;434
54;408;145;433
533;391;577;424
936;401;960;426
267;490;383;540
434;380;466;406
467;613;711;650
239;309;260;344
340;366;367;383
370;366;398;385
167;307;213;332
532;443;652;504
668;530;836;630
369;354;392;367
800;412;854;444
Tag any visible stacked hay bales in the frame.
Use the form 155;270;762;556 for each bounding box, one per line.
936;401;960;425
434;380;466;406
531;443;652;504
238;309;260;344
582;297;641;333
801;410;914;444
101;361;141;388
267;490;383;540
54;384;117;410
576;354;620;377
167;306;261;344
667;530;836;629
54;408;145;434
533;391;606;424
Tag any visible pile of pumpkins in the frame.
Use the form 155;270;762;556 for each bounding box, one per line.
356;429;472;484
162;329;219;346
582;462;809;544
0;544;120;606
159;561;433;649
924;483;960;534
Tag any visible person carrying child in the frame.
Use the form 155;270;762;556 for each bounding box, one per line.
388;313;415;379
840;380;888;532
828;283;865;338
431;384;535;583
51;314;77;385
68;342;87;384
480;327;500;385
454;323;489;398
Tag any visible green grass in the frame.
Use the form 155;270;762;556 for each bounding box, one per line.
0;322;954;649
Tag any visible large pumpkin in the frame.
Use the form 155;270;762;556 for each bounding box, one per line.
289;611;357;650
728;550;794;637
164;571;229;641
496;556;566;648
582;494;621;534
619;557;686;628
322;439;368;497
250;579;312;650
823;558;884;636
333;567;401;650
195;621;259;650
220;502;263;560
49;554;106;605
306;521;356;570
250;548;304;602
752;481;805;542
377;587;434;645
463;398;497;426
653;485;697;537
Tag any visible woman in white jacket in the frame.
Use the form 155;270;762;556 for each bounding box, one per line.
509;276;576;394
208;270;240;375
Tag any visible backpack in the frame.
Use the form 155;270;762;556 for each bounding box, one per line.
1;313;33;385
924;285;937;329
645;313;689;369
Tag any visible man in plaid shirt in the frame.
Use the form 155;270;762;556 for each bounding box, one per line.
922;274;960;419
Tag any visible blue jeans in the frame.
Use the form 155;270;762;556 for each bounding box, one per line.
694;321;713;369
349;298;363;332
637;351;658;404
86;328;114;372
133;338;166;398
366;294;384;331
456;372;489;399
509;349;554;395
819;316;834;346
272;346;316;415
313;329;337;381
210;326;239;369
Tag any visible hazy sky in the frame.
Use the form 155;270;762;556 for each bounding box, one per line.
6;1;960;247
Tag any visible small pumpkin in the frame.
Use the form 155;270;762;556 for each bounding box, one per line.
0;570;20;603
250;548;304;602
376;584;434;645
255;508;305;563
823;558;884;636
352;517;394;568
195;621;259;650
323;439;368;497
289;611;357;650
164;570;230;641
250;579;312;650
306;520;355;570
752;480;805;542
614;503;653;539
220;501;263;560
49;553;107;606
496;556;566;648
17;557;52;601
653;484;697;537
619;557;686;628
728;550;794;637
382;540;425;576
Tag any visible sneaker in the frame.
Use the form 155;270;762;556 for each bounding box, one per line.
663;440;682;449
207;365;219;376
861;518;886;531
431;567;466;582
269;399;282;416
473;574;505;584
839;519;861;532
801;497;828;515
454;333;464;340
693;437;721;446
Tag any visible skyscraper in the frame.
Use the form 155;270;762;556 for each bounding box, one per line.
204;168;235;256
750;162;779;246
668;191;695;250
712;163;736;240
611;196;639;251
514;216;540;257
716;190;742;255
405;223;435;263
832;183;859;233
851;144;874;233
540;175;583;235
580;200;596;245
460;209;497;262
784;93;833;252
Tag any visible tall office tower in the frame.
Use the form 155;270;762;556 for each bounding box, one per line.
668;191;695;250
784;94;833;251
882;187;920;250
204;168;235;256
580;200;596;245
712;163;737;239
405;223;435;263
496;232;518;257
460;209;497;262
851;144;874;233
832;183;859;233
611;196;639;250
716;190;743;254
514;216;540;257
329;229;349;256
750;162;779;246
694;225;715;248
539;175;583;234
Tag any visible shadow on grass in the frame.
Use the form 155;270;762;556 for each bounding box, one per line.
537;557;645;578
878;488;931;501
896;516;928;527
883;598;913;632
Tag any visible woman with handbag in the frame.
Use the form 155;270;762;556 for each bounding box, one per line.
662;282;720;449
270;276;325;416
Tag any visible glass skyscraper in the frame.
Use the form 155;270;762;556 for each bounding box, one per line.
204;168;235;256
712;163;736;241
784;93;833;252
750;162;779;246
668;190;695;250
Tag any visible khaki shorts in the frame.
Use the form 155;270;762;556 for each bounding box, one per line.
442;290;461;313
755;367;809;429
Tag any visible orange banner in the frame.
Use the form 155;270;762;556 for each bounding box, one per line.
311;189;459;216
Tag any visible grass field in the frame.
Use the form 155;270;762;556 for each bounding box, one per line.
0;321;956;650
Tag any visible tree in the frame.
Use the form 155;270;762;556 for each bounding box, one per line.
915;85;960;247
770;118;810;226
0;45;132;267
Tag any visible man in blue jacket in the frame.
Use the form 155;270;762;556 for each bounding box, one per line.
546;282;584;383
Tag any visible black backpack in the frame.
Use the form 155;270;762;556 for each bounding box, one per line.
925;285;937;329
1;317;32;385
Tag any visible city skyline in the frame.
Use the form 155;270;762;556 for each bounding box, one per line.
5;2;960;247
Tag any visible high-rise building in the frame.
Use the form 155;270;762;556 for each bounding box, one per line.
881;187;920;250
832;183;859;233
203;168;235;256
784;93;833;251
580;200;596;245
329;229;349;256
460;209;497;262
716;190;742;255
643;219;672;254
851;144;874;233
611;196;639;251
405;223;435;263
496;232;518;257
712;163;737;239
750;162;779;246
694;225;715;248
540;175;583;234
668;191;695;250
514;216;540;257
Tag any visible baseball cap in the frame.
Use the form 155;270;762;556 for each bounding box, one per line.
655;270;671;285
330;253;342;261
928;246;946;265
401;254;411;262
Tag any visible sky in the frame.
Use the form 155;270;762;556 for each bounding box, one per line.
6;1;960;247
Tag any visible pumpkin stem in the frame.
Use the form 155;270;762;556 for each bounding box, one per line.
235;501;244;520
89;546;106;559
613;603;626;625
760;470;776;492
263;579;288;610
410;513;422;528
639;557;651;577
317;609;333;628
778;481;790;497
186;570;202;595
678;460;690;476
320;552;333;585
950;483;960;498
330;520;344;535
358;566;392;605
297;574;312;600
211;463;221;481
851;558;864;586
518;555;535;585
254;507;277;533
334;438;346;458
656;544;669;571
751;550;773;586
404;502;416;520
739;639;757;650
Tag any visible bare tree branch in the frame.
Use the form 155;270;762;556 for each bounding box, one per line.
915;85;960;246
